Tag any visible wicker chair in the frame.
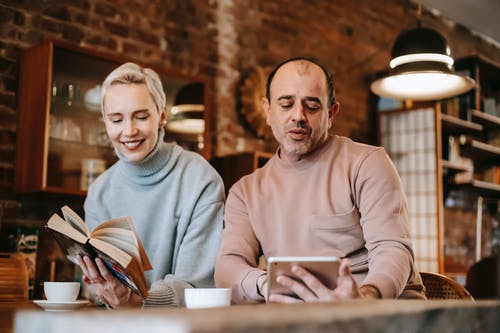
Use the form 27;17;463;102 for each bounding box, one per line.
0;252;28;300
420;271;474;300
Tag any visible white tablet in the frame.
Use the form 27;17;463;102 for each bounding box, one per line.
267;256;339;299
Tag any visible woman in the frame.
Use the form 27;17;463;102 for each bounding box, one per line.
77;62;225;308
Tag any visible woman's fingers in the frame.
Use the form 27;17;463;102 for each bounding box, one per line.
82;256;104;284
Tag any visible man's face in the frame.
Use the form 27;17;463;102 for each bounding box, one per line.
262;60;339;162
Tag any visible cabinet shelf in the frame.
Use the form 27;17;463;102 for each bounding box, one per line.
440;114;483;134
460;138;500;168
450;180;500;199
470;109;500;131
441;159;472;175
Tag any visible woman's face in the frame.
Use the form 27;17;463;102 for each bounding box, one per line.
103;83;166;162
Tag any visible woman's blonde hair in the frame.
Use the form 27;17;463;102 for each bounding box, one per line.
100;62;166;115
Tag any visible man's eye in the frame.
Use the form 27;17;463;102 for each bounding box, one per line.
305;104;320;111
110;118;122;124
279;103;293;109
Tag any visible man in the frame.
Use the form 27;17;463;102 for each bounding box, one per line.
215;57;425;303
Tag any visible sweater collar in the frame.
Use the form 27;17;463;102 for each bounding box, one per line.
273;135;335;172
116;128;175;184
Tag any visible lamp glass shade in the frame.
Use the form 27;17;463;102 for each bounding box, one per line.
166;118;204;135
167;104;205;135
371;26;475;101
371;72;475;101
167;83;205;134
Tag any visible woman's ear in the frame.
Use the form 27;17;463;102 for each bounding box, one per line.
159;109;167;128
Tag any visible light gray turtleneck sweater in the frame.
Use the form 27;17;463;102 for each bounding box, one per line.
84;129;225;307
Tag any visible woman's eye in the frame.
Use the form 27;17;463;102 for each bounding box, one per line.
136;113;149;120
110;118;122;124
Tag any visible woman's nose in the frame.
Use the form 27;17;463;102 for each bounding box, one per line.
123;120;139;136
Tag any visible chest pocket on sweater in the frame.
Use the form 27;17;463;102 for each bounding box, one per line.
310;205;364;254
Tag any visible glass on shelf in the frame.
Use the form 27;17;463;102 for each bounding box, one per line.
51;80;81;109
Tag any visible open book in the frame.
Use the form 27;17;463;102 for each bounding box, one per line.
46;206;152;298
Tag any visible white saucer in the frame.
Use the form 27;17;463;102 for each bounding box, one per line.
33;300;90;312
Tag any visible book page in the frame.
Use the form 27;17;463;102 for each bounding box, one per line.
88;238;132;268
93;232;142;265
92;217;152;270
61;205;89;236
47;214;88;244
92;228;138;248
93;216;135;232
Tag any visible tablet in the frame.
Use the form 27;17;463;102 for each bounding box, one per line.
267;256;339;299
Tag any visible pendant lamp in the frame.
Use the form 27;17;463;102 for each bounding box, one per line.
167;83;205;135
370;24;475;101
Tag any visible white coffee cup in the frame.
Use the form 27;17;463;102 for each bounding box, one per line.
184;288;231;309
44;281;80;302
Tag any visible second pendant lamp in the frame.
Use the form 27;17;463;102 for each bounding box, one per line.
371;24;475;101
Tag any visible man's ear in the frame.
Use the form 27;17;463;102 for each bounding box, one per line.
328;102;340;128
262;97;271;125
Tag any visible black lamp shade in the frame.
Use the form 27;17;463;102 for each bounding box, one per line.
392;27;451;60
370;26;475;101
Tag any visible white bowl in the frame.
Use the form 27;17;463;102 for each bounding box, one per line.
184;288;231;309
44;281;80;302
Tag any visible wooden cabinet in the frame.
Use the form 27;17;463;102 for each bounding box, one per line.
15;41;212;196
377;56;500;279
210;152;273;195
440;107;500;277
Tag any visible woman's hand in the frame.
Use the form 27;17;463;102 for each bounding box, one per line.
268;259;363;303
77;255;143;308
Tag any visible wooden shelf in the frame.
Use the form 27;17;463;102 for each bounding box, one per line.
451;180;500;199
460;138;500;168
440;114;483;134
441;159;472;175
470;109;500;131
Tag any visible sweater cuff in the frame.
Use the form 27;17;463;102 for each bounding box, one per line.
143;285;179;308
362;271;399;298
241;268;266;302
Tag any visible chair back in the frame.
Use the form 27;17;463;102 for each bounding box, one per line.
0;252;29;300
466;254;500;299
420;271;474;300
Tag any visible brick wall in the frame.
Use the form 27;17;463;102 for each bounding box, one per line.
0;0;499;294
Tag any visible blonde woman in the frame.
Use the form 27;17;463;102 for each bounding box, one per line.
78;62;224;308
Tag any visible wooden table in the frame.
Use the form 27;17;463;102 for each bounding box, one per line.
8;299;500;333
0;301;38;333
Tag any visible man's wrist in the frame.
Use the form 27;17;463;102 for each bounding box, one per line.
256;274;266;297
359;285;381;299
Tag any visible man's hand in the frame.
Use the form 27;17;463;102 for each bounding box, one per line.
77;255;143;308
268;259;372;303
257;274;269;302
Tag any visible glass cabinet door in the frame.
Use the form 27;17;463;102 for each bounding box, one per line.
48;47;118;193
15;41;210;196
